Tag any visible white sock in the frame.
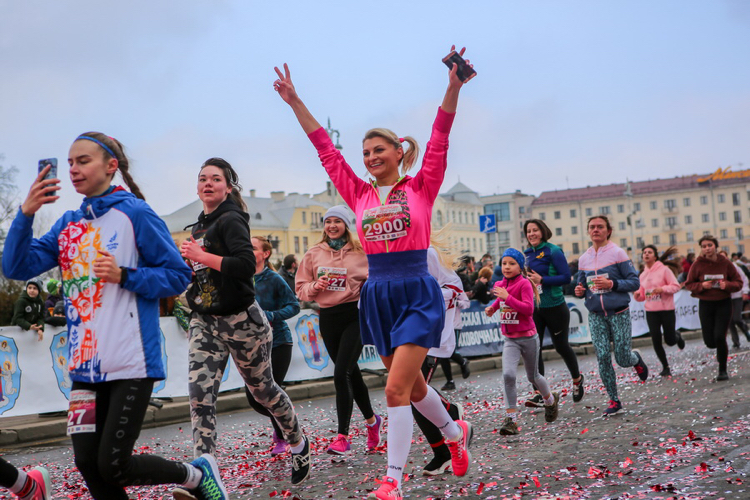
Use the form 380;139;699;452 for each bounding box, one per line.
290;437;306;454
386;406;413;488
506;411;517;421
411;385;461;441
182;464;202;489
9;470;28;494
543;394;554;406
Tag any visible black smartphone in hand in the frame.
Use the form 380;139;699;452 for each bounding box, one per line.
442;51;476;82
38;158;58;180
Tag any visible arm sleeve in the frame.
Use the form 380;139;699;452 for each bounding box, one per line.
295;252;320;302
2;208;62;280
503;280;535;317
309;128;368;210
684;264;703;293
122;203;192;299
611;259;640;292
634;283;646;301
266;276;301;323
725;262;743;294
661;268;682;295
217;215;256;281
411;108;455;202
542;248;571;287
11;301;32;330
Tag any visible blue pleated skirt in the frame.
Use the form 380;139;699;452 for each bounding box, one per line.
359;249;445;357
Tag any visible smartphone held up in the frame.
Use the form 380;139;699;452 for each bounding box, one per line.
442;51;476;83
38;158;58;203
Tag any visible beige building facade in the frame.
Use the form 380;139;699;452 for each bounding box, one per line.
530;167;750;261
432;182;487;258
480;190;536;260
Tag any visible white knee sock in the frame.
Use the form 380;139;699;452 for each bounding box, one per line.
9;470;28;494
386;405;413;488
181;463;203;489
411;385;460;441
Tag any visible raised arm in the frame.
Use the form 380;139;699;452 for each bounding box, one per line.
441;45;472;114
273;63;322;134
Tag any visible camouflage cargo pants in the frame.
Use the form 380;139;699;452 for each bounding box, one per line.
188;301;303;457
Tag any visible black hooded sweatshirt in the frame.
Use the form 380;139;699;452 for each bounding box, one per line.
185;199;257;315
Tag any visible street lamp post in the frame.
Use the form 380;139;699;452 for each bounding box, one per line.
325;118;343;150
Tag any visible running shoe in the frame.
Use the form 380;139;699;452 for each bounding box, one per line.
327;434;351;457
446;420;472;476
602;400;623;417
366;414;383;450
450;402;464;422
422;453;452;476
677;332;686;350
271;430;290;456
659;367;671;377
544;391;560;423
460;359;471;379
633;350;649;381
367;476;402;499
441;380;456;391
499;416;519;435
291;437;311;485
25;467;51;500
717;370;729;381
524;393;544;408
192;454;228;500
572;374;585;403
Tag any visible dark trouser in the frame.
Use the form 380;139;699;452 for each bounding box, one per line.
71;379;188;500
245;343;293;437
534;303;580;380
438;330;466;382
698;298;732;372
646;310;677;369
728;297;749;346
0;457;19;488
412;357;460;455
318;301;375;436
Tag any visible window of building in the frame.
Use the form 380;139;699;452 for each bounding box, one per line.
737;228;744;240
739;244;745;254
633;202;641;211
720;229;728;239
617;204;625;213
570;209;577;218
719;212;727;221
555;228;562;236
664;199;676;210
519;206;525;214
718;194;726;203
669;234;677;245
704;230;711;236
539;212;546;220
666;216;677;229
302;212;307;224
702;213;709;223
436;210;443;227
651;218;658;228
733;193;741;206
294;236;300;254
653;235;660;244
451;211;456;222
636;237;644;249
650;201;657;210
684;215;692;224
620;238;627;247
571;226;578;235
618;222;626;230
554;211;561;220
686;232;693;242
600;206;610;215
734;210;742;223
585;207;592;216
700;195;708;205
721;246;730;253
303;236;308;253
572;242;580;254
683;197;691;207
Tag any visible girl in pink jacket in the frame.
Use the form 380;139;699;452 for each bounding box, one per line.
274;47;474;500
633;245;684;377
485;248;560;436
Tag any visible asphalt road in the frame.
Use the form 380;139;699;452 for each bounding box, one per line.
2;337;749;499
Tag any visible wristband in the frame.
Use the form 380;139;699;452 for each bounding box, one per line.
119;267;129;287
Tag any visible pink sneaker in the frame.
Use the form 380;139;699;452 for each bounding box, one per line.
366;414;383;450
26;467;52;500
271;430;290;456
446;420;473;477
366;476;402;499
327;434;351;456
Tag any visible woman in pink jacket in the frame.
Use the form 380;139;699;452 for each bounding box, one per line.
633;245;684;377
275;46;473;500
295;206;381;460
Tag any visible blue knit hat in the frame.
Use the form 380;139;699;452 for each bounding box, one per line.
501;248;526;269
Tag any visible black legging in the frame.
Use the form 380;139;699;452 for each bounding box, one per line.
438;330;466;382
319;301;375;435
728;297;749;346
646;310;677;369
698;298;732;372
244;343;293;436
0;457;19;488
534;303;580;380
71;379;188;500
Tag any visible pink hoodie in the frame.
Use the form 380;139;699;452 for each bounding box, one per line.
308;108;455;255
295;241;368;309
634;261;682;311
488;274;537;338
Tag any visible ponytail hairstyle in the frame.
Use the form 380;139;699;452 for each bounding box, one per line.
200;157;247;212
252;235;275;271
643;244;680;276
429;225;460;270
362;128;420;176
75;132;145;200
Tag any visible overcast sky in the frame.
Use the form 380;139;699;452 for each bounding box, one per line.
1;0;749;222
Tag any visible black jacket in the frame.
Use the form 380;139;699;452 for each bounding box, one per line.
185;199;257;315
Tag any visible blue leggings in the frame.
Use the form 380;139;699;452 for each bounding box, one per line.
589;311;638;402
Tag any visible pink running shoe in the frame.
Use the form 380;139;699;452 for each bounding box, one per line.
446;420;473;477
327;434;351;456
26;467;52;500
366;414;383;450
271;430;290;456
366;476;402;499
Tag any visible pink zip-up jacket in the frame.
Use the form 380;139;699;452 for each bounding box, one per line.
295;241;368;308
633;261;682;312
308;108;455;255
487;274;537;338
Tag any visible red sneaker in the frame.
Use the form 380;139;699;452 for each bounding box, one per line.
26;467;51;500
366;414;383;450
366;476;402;499
446;420;473;476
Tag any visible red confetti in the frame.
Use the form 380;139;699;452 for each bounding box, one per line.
532;476;541;487
581;428;589;434
476;482;484;494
